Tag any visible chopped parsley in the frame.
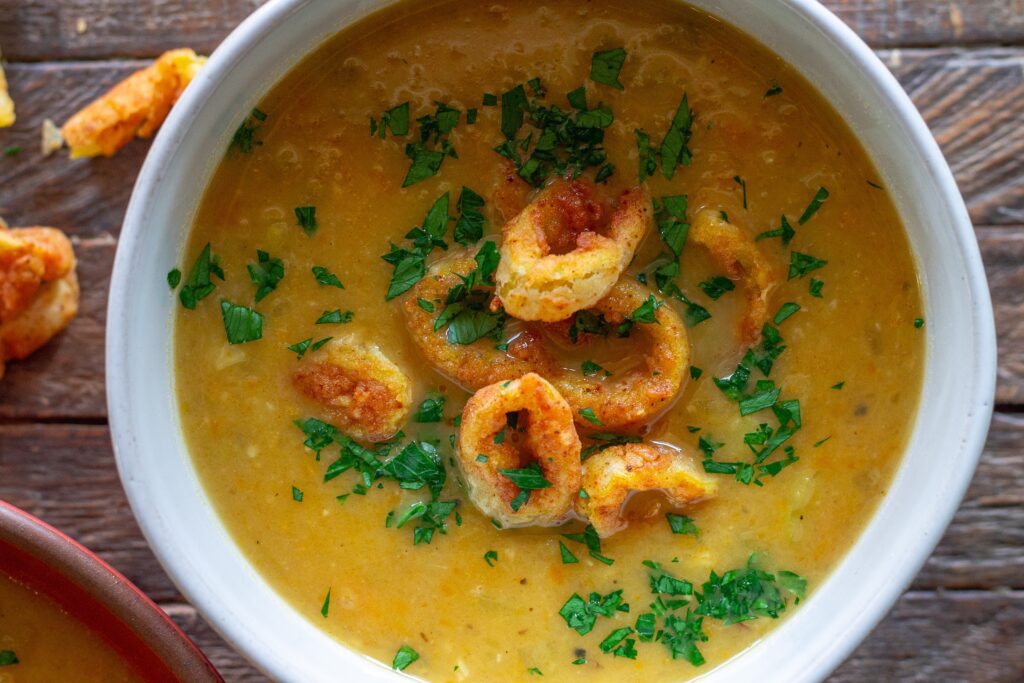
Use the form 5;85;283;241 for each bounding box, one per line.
3;145;22;157
809;278;824;298
230;108;266;153
287;338;312;358
291;486;303;502
247;250;284;301
798;186;829;224
431;241;506;345
294;206;317;236
559;541;580;564
370;102;410;138
914;317;925;328
659;93;695;180
694;555;806;624
315;309;353;325
581;360;611;377
773;302;800;324
0;650;17;666
832;381;845;390
220;300;263;344
666;513;699;537
558;589;629;636
312;266;344;288
733;175;747;209
392;645;420;672
600;626;637;658
590;48;627;90
788;252;827;280
657;195;689;258
629;295;664;324
698;276;734;300
581;432;642;460
311;336;332;351
178;243;224;310
484;550;499;567
453;186;486;246
528;667;544;676
756;215;796;246
636;128;658;182
320;588;331;617
416;298;435;313
413;395;445;423
579;408;604;426
562;523;615;565
382;192;452;300
166;268;181;289
690;366;703;379
764;81;783;97
498;463;553;490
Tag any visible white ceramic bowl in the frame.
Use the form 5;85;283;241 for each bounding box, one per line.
107;1;997;681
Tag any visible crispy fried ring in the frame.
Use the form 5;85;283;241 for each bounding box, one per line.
292;335;412;443
0;270;79;381
690;208;778;345
457;373;581;527
496;180;653;322
576;443;716;538
403;256;689;430
0;227;77;324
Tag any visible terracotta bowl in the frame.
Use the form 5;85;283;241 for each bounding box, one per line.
0;501;221;683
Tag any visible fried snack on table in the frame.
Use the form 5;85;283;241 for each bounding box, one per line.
690;208;778;345
577;443;716;538
61;48;205;158
292;335;412;443
0;60;14;127
457;373;581;527
404;254;690;429
496;179;652;322
0;227;79;380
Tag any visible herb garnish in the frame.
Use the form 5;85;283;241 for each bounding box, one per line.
3;145;22;157
291;486;303;502
178;243;224;309
287;338;312;359
559;541;580;564
294;206;317;236
579;408;604;426
453;186;486;246
312;266;344;289
166;268;181;289
562;523;615;564
581;360;611;377
315;309;353;325
220;300;263;344
382;192;452;300
230;108;266;153
659;94;695;179
320;588;331;617
370;102;409;139
248;250;284;301
431;241;506;345
392;645;420;672
698;276;734;300
733;175;747;209
788;252;827;280
756;215;796;246
484;550;498;567
773;302;800;325
581;432;642;460
798;186;829;224
558;589;629;635
413;395;445;423
0;651;17;666
764;81;783;97
666;513;699;537
914;317;924;329
590;48;627;90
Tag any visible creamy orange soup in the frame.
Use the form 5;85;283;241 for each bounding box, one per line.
0;572;141;682
174;1;924;680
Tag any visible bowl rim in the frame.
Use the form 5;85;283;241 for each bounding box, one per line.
0;501;222;682
107;0;998;681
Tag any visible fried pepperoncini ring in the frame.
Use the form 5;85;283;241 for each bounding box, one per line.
61;48;206;158
690;208;778;345
292;335;412;443
495;180;653;322
576;443;716;538
403;257;689;430
457;373;582;527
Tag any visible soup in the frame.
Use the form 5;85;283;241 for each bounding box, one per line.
0;572;141;682
173;0;924;680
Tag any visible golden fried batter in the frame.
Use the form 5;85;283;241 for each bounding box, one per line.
577;443;715;538
292;335;412;442
61;48;205;158
0;227;79;379
0;60;14;127
690;208;778;345
496;180;652;322
457;373;581;527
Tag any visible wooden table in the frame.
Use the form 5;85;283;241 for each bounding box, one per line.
1;1;1021;680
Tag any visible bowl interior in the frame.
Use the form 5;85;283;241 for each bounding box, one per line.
107;0;996;681
0;502;221;683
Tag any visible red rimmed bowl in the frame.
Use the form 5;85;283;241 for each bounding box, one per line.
0;501;221;682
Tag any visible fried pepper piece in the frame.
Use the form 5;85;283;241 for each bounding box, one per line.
61;48;205;158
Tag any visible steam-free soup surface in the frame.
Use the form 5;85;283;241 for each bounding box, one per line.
0;572;141;682
175;0;924;680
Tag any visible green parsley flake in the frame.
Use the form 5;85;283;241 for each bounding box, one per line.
484;550;498;566
416;298;435;313
248;250;284;301
559;540;580;564
476;454;488;463
630;294;664;324
798;187;829;225
312;266;344;288
809;278;824;298
914;317;925;328
579;408;604;426
690;366;703;379
572;657;587;665
315;309;353;325
320;588;331;617
831;381;845;390
773;302;801;324
287;338;313;359
454;186;486;246
581;360;611;377
756;215;796;246
392;645;420;672
311;337;332;351
291;486;303;502
220;300;263;344
660;94;694;179
166;268;181;289
590;48;627;90
0;650;17;666
527;667;544;676
765;81;783;97
698;276;735;300
179;243;224;310
733;175;747;209
294;206;317;236
666;513;699;537
414;395;445;423
230;108;266;153
788;252;827;280
498;463;553;490
4;145;22;157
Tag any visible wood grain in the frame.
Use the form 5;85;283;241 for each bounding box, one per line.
1;0;1022;62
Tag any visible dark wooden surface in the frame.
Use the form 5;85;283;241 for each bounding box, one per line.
0;1;1022;681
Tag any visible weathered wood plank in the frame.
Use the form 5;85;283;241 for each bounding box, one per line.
0;236;111;420
164;605;266;682
0;48;1021;233
981;227;1024;406
1;0;1021;62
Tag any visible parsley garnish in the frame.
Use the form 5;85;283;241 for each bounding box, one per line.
0;650;18;666
659;93;694;179
166;268;181;289
287;338;312;358
629;295;664;324
179;243;224;310
558;589;629;635
579;408;604;426
666;513;699;537
600;626;637;658
690;366;703;379
756;215;796;246
657;195;689;258
764;81;783;97
370;102;409;138
809;278;824;297
413;395;445;423
914;317;924;328
320;588;331;617
484;550;498;567
4;145;22;157
392;645;420;672
311;337;332;351
788;252;827;279
581;432;642;460
382;192;451;299
315;309;352;324
832;381;845;390
733;175;747;209
590;48;627;90
636;128;657;182
312;266;344;289
527;666;544;676
698;276;734;300
294;206;317;236
694;555;806;624
248;250;284;301
291;486;303;502
798;186;829;224
559;541;580;564
773;302;800;324
230;108;266;153
220;300;263;344
416;298;435;313
562;523;615;564
581;360;611;377
498;463;552;490
454;186;486;245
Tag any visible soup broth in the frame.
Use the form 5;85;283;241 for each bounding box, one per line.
175;0;924;680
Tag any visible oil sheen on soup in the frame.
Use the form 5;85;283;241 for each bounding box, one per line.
174;0;924;680
0;573;141;682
